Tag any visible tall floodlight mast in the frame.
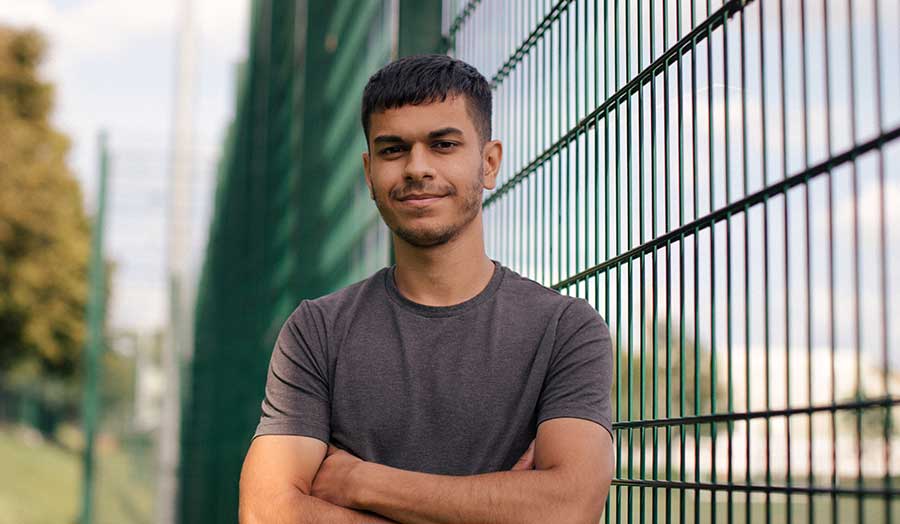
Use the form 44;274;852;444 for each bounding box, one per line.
157;0;196;522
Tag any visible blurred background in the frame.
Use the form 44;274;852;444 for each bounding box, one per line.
0;0;247;522
0;0;897;523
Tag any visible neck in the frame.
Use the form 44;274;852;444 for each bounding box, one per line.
391;214;495;307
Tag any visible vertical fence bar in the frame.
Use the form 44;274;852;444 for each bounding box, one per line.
799;1;813;522
873;0;892;520
777;2;791;522
80;130;110;524
821;0;838;521
847;0;864;520
723;7;734;524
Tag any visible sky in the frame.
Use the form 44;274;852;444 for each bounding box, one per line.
0;0;251;332
465;0;899;365
0;0;896;357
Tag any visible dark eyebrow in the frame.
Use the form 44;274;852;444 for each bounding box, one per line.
372;127;464;146
373;135;405;145
427;127;464;139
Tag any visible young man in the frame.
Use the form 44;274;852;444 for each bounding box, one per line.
239;54;614;524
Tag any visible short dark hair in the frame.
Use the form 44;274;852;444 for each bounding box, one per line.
361;54;492;145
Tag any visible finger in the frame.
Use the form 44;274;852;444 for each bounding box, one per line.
513;443;534;470
511;440;535;470
511;455;533;470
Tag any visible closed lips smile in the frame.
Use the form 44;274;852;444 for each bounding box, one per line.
398;194;446;206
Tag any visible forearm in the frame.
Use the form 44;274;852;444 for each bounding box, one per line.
351;463;597;524
240;488;400;524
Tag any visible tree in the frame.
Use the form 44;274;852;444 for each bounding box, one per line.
0;26;91;379
611;320;725;430
839;390;898;439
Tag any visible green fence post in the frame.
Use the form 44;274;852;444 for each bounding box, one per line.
80;130;109;524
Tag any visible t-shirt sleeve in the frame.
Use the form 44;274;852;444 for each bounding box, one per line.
536;298;614;440
253;301;331;444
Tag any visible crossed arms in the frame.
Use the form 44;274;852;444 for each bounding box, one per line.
239;417;614;524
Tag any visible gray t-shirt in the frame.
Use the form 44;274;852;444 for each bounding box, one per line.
254;260;613;476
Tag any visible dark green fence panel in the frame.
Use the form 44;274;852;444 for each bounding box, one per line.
446;0;899;522
187;0;899;522
181;1;441;522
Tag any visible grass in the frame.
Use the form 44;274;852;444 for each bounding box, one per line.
0;425;154;524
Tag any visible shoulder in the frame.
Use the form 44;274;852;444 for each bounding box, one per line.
498;264;606;325
283;267;389;335
496;266;610;354
498;265;569;308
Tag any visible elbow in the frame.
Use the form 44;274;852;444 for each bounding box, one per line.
238;480;255;524
238;490;296;524
239;475;300;524
568;468;614;524
588;462;615;520
539;499;601;524
238;501;261;524
563;493;608;524
569;493;607;524
239;483;312;524
238;486;268;524
238;469;265;524
532;470;610;524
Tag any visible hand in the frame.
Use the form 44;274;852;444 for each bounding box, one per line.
511;439;535;470
310;444;364;508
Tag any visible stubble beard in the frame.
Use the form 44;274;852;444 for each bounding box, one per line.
373;168;485;248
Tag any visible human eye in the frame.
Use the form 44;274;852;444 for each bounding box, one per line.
432;141;458;151
379;145;405;156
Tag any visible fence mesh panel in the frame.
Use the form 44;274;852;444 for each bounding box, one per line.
446;0;899;521
186;0;899;522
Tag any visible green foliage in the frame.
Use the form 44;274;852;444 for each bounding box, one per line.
0;26;90;378
839;391;899;439
99;346;136;432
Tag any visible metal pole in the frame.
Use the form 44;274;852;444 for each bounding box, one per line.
80;130;110;524
157;0;196;521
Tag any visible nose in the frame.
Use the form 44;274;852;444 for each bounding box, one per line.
403;142;436;182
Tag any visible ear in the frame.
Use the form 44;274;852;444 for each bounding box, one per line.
481;140;502;191
362;151;374;199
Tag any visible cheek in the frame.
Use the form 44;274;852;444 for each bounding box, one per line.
368;174;391;197
370;165;402;192
443;159;482;189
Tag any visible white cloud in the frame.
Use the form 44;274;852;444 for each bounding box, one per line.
0;0;248;193
196;0;249;60
0;0;250;333
0;0;175;75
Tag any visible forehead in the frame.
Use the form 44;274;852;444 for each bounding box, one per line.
368;95;478;141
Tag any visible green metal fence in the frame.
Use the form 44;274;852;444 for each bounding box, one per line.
446;0;900;522
181;1;442;522
187;0;899;522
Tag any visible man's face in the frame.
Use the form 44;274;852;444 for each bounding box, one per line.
362;95;501;248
